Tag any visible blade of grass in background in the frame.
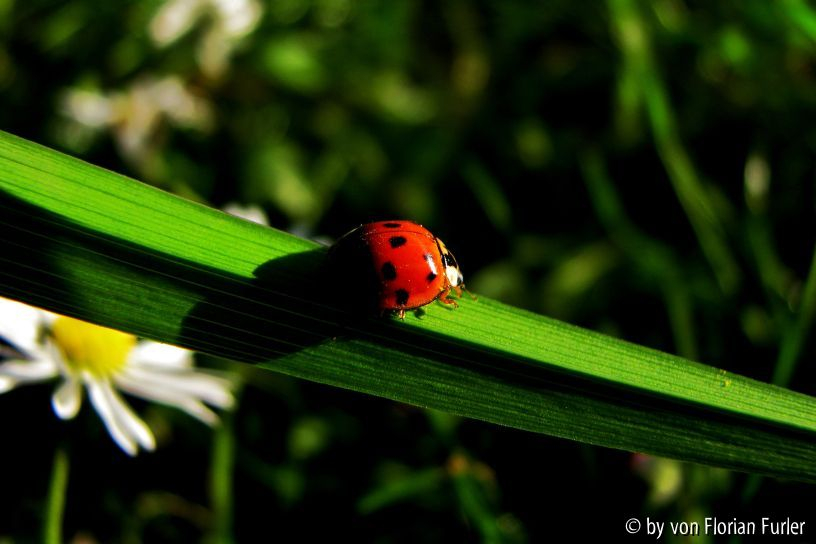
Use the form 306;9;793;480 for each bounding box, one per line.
773;247;816;386
609;0;741;295
1;130;816;481
581;149;699;361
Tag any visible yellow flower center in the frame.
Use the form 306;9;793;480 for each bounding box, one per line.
51;316;136;378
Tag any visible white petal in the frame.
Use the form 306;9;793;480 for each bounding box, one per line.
0;359;59;381
87;377;155;455
115;372;221;425
0;358;59;394
118;364;235;408
101;380;156;453
52;377;82;419
87;378;136;455
175;400;218;425
43;340;71;376
149;0;203;46
0;297;47;353
127;341;192;369
39;310;59;326
0;375;16;393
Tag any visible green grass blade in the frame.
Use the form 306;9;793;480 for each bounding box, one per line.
609;0;741;295
1;130;815;481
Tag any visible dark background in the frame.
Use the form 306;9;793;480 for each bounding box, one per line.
0;0;814;541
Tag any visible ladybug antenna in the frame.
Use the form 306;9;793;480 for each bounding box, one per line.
458;284;478;301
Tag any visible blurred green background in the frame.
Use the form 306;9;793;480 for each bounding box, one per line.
1;0;815;541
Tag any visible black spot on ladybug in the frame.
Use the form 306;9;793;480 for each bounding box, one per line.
395;289;409;306
427;271;437;282
383;222;402;228
390;236;407;248
381;262;397;280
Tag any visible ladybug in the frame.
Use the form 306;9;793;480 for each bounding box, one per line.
328;221;471;319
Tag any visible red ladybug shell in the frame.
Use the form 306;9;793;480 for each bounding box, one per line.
329;220;467;318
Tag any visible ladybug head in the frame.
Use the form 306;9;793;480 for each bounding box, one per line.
436;239;464;288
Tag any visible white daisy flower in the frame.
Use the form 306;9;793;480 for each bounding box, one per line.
222;202;268;225
0;297;237;456
61;76;214;165
149;0;262;79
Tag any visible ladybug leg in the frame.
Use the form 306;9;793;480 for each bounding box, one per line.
442;297;460;309
397;308;406;320
438;288;459;309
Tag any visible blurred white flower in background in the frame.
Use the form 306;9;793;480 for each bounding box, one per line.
150;0;263;79
0;297;236;456
61;76;214;166
222;202;269;226
631;453;683;506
